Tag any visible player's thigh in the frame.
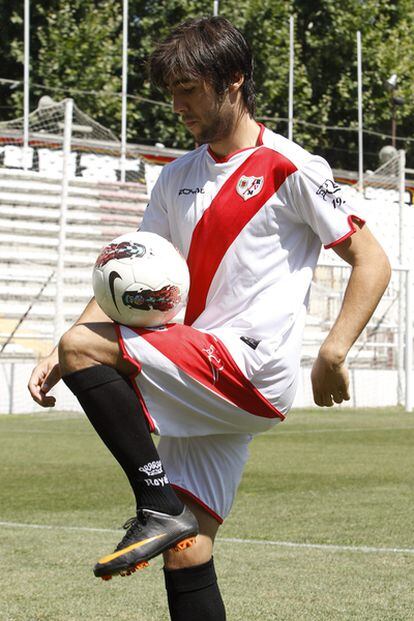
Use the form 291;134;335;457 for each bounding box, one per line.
59;321;133;374
163;492;220;570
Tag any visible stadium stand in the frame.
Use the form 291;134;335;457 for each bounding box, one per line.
0;143;413;412
0;166;147;356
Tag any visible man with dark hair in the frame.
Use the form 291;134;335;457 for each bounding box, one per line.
28;16;390;621
150;16;256;117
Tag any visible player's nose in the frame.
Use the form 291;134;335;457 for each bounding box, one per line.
172;93;188;115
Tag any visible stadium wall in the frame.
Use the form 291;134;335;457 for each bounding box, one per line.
1;359;411;414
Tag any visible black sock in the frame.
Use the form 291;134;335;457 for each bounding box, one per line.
62;365;183;515
164;558;226;621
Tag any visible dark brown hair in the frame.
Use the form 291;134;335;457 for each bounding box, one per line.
149;16;256;116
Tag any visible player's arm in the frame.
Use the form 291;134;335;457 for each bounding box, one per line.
28;297;110;407
311;222;391;407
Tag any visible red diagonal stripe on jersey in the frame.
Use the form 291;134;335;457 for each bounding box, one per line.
184;147;297;326
133;324;284;420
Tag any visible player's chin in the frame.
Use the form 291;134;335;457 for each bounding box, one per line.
189;128;207;144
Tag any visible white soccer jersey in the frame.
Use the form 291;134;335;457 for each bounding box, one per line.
140;124;363;414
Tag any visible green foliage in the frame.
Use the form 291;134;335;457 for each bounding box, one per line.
2;0;414;167
9;0;124;134
294;0;414;167
36;0;124;133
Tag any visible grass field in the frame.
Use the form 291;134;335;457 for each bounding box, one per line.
1;407;413;621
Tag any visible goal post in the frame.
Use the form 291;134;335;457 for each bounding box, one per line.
405;267;413;412
53;98;73;345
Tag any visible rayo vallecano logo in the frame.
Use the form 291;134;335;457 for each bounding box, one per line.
236;175;264;201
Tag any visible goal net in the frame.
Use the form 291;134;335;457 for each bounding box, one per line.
0;97;145;183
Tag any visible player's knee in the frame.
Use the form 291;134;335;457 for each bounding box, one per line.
58;325;95;374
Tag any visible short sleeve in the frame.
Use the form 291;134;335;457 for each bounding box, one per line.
140;170;172;242
291;156;365;248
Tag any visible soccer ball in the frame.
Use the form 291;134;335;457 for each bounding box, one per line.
92;231;190;327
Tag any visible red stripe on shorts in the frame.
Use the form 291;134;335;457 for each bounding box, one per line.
115;323;157;433
184;146;297;326
133;323;284;420
171;484;224;524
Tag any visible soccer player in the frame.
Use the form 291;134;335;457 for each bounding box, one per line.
28;16;391;621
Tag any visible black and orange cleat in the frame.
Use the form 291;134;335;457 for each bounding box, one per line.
93;506;199;580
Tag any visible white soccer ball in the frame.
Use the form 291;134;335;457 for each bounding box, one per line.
92;231;190;327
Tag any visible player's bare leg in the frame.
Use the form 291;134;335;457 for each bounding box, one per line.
58;321;131;376
58;322;198;579
163;494;226;621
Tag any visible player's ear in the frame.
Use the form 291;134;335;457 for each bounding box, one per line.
228;73;244;94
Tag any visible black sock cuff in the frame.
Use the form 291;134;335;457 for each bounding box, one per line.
62;364;123;393
164;558;217;594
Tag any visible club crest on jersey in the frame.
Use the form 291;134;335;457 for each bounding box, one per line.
236;175;264;201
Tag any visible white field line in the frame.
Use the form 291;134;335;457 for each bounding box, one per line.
0;520;413;555
278;426;414;435
219;537;414;555
3;425;414;436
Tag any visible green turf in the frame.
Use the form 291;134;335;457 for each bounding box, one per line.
1;408;413;620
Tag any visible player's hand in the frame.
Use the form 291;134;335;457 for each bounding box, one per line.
311;349;350;407
28;349;61;408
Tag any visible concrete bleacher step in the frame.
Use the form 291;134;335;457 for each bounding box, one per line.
0;301;85;320
0;185;148;212
0;217;135;240
0;249;95;267
0;283;92;301
0;232;103;252
0;197;145;223
0;196;145;220
0;176;148;201
0;204;140;227
0;166;147;192
0;267;93;282
0;190;104;209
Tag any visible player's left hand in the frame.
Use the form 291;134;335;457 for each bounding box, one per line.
28;349;61;407
311;351;350;407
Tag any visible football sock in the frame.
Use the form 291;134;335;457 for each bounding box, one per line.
163;558;226;621
62;364;183;515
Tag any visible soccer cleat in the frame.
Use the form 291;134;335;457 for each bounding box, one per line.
93;505;199;579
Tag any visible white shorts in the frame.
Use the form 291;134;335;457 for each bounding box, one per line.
116;323;284;521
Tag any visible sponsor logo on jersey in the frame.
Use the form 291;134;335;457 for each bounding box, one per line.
122;285;181;312
178;187;205;196
95;241;146;268
236;175;264;201
316;179;346;209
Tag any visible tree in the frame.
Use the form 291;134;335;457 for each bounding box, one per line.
294;0;414;168
9;0;123;134
0;0;61;120
2;0;414;168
